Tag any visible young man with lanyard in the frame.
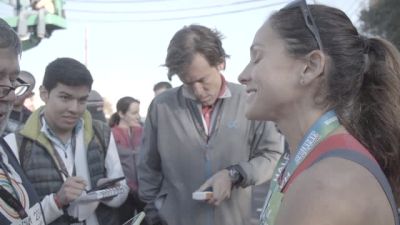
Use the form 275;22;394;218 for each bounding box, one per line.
5;57;129;225
0;18;46;225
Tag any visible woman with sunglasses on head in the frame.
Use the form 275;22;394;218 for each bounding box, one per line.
238;1;400;225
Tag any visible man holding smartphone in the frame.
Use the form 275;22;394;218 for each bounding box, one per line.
5;57;129;225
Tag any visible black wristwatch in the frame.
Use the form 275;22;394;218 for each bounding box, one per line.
226;165;243;186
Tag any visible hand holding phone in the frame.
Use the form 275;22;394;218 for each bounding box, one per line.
88;176;125;193
192;191;213;200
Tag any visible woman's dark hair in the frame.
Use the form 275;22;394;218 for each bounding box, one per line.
270;4;400;204
109;96;140;127
165;24;229;80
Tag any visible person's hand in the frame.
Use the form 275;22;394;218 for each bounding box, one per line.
196;169;232;206
54;176;87;208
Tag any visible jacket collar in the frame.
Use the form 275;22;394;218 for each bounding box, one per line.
182;75;232;102
20;106;95;149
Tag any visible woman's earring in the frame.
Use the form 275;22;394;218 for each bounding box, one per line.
300;65;308;85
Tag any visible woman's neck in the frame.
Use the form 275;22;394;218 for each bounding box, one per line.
277;109;326;156
118;122;130;129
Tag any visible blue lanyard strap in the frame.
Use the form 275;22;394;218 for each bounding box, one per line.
279;110;340;189
260;110;340;225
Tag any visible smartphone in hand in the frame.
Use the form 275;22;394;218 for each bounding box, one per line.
192;191;213;200
88;176;125;193
192;186;213;200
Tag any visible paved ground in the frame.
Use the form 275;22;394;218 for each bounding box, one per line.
251;181;270;225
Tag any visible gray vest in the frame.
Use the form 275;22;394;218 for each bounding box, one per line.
16;120;119;225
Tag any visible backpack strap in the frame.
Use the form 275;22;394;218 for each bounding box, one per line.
14;133;31;170
91;119;110;154
283;134;375;192
283;134;399;225
314;149;399;225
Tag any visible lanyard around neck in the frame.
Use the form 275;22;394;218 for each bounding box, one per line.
278;110;340;190
0;153;28;219
55;134;77;179
260;111;340;225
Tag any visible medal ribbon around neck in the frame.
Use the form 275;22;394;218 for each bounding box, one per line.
260;110;340;225
279;110;340;189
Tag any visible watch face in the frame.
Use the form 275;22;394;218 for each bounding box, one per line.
229;168;239;182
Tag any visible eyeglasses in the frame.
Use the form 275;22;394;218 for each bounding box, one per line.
0;78;31;98
282;0;323;50
0;84;30;98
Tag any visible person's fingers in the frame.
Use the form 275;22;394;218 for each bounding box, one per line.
214;188;231;206
65;177;87;190
66;182;85;190
70;176;88;185
57;176;88;205
196;178;212;192
210;178;233;206
212;191;223;206
206;197;217;205
67;186;85;196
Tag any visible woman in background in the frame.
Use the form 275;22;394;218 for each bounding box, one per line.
238;1;400;225
109;96;146;224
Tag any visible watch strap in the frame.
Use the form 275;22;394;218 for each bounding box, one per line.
226;165;244;186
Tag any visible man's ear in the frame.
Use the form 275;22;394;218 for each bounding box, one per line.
300;50;325;86
217;59;226;71
39;85;49;103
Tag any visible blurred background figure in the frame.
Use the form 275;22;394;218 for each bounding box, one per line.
17;0;56;40
3;70;35;136
86;89;107;123
109;96;146;224
153;81;172;96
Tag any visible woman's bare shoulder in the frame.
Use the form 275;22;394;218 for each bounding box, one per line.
275;157;395;225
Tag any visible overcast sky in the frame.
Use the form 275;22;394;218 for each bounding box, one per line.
0;0;368;116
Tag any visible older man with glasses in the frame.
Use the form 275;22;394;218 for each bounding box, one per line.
0;18;46;225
